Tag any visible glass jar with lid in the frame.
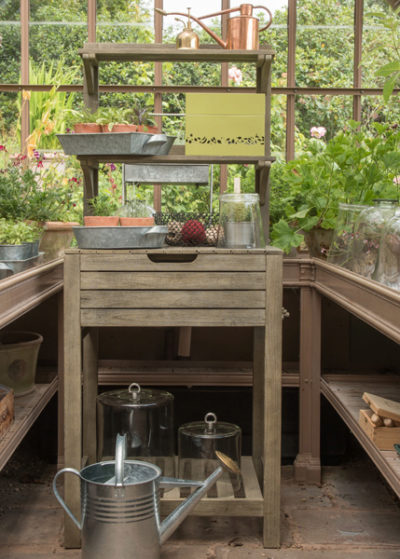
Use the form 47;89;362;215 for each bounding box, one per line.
327;203;367;269
375;208;400;290
97;382;175;478
352;200;398;279
178;412;242;492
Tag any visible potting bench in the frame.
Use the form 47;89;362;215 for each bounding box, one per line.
63;246;283;548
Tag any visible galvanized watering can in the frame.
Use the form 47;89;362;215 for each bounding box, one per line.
53;434;239;559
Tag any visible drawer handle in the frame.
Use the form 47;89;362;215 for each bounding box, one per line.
147;254;198;263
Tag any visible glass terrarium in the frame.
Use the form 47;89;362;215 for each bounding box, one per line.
375;208;400;291
352;200;398;279
327;203;367;269
217;193;265;248
178;412;242;491
97;382;175;478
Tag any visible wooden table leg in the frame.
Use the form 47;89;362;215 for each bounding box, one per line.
262;251;283;548
83;327;98;465
63;253;82;548
294;285;322;484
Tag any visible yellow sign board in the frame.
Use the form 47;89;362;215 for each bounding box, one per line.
185;93;265;156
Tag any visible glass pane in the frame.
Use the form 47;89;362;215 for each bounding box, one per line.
362;1;394;88
29;1;87;75
361;95;400;127
296;0;354;88
271;94;287;158
0;13;21;83
0;92;19;148
163;0;223;46
295;95;353;147
268;1;288;87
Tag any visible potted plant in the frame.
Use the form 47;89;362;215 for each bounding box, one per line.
270;121;400;257
133;98;158;133
0;147;82;259
68;108;103;133
84;191;120;226
117;199;155;226
68;107;138;133
0;219;43;261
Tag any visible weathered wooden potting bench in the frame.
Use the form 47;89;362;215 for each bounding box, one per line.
63;246;283;548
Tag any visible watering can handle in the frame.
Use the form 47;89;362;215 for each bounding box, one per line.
115;433;127;487
254;6;273;31
52;468;82;531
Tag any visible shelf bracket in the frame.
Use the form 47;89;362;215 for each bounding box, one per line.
82;53;99;110
80;159;99;215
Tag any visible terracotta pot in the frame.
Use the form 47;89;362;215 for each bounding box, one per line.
39;221;80;259
73;123;102;134
145;125;159;134
84;216;120;227
111;124;138;133
303;228;334;259
119;217;155;227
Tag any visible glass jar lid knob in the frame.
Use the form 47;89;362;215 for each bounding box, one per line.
129;382;141;401
204;412;217;433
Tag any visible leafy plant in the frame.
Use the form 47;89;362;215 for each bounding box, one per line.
0;145;82;223
87;191;120;216
270;121;400;253
16;59;79;151
0;219;43;245
372;6;400;102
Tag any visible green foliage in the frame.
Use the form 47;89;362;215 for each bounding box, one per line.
270;121;400;253
88;191;120;216
16;59;80;150
0;147;82;222
0;219;43;245
372;7;400;101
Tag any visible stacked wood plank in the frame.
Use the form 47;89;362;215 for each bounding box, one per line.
359;392;400;450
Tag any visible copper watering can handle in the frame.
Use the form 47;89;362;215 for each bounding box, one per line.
197;4;273;32
253;5;273;31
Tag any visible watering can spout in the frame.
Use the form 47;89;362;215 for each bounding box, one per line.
158;451;240;545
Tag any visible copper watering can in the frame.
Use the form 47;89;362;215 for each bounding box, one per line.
156;3;273;50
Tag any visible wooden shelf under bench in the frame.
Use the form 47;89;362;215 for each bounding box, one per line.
321;374;400;498
0;378;58;472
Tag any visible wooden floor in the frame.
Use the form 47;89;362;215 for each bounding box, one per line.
1;441;400;558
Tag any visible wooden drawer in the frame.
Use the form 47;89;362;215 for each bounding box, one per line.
78;250;270;327
80;251;267;272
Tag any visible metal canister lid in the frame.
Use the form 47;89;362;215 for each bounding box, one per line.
179;412;241;440
97;382;174;409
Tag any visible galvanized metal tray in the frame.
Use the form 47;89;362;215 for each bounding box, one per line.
73;226;168;249
57;132;175;156
0;252;43;280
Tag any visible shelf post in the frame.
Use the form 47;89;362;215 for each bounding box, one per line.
294;285;322;484
254;250;283;548
63;252;82;548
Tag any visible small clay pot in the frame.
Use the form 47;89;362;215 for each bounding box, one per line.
111;124;138;133
84;216;120;227
73;123;102;134
119;217;154;226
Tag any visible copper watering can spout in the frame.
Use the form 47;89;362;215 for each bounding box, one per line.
155;3;273;50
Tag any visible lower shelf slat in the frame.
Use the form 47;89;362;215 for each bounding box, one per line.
321;375;400;498
0;378;58;472
160;456;263;517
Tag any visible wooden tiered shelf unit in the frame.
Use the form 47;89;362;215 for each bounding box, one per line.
0;258;63;471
